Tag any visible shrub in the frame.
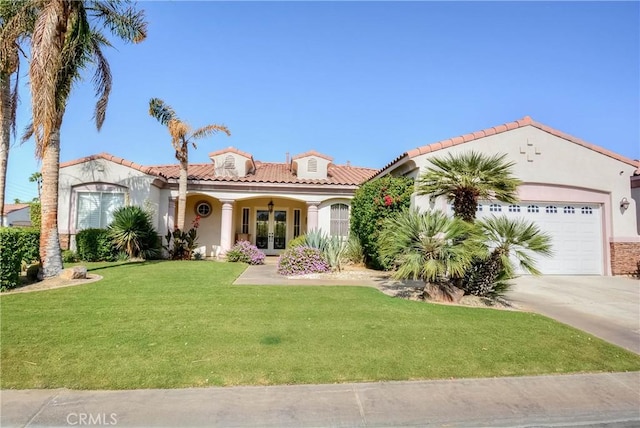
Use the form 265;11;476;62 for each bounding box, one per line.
164;216;200;260
226;240;265;265
62;250;79;263
287;235;307;249
277;246;330;276
29;201;41;229
350;175;414;269
76;228;116;262
0;228;41;289
109;206;160;260
343;235;365;265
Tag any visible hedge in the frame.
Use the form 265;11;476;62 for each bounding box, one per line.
0;227;40;289
76;228;117;262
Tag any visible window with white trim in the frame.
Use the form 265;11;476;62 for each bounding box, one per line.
581;206;593;215
489;204;502;212
76;192;125;230
527;205;539;213
563;206;575;214
330;203;349;237
508;205;521;213
476;204;483;212
293;209;301;238
241;208;250;234
546;206;558;214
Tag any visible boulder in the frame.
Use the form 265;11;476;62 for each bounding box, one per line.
423;282;464;303
60;266;87;280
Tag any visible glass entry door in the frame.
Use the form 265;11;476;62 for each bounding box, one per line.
255;209;287;254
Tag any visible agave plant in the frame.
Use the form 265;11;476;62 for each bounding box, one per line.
379;209;485;287
108;206;159;260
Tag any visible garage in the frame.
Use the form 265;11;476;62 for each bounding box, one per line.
474;201;603;275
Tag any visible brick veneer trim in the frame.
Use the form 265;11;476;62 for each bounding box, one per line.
610;242;640;276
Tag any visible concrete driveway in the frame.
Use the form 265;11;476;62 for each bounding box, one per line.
508;275;640;354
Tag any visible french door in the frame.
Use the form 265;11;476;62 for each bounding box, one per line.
256;209;287;254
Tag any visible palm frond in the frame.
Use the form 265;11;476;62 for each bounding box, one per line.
149;98;177;125
191;124;231;140
89;31;112;130
89;0;147;44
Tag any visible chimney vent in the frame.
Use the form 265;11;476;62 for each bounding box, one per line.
285;152;290;164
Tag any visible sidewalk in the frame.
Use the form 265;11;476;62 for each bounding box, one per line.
2;372;639;427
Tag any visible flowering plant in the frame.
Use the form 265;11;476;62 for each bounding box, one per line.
226;240;265;265
164;215;201;260
277;246;330;276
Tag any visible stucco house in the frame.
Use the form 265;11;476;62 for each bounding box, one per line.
375;116;640;276
1;203;32;227
57;116;640;275
58;149;375;257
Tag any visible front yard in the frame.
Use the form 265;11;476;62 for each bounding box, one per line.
1;261;639;389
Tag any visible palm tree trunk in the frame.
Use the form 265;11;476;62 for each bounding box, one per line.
0;73;11;226
177;158;188;231
39;128;63;278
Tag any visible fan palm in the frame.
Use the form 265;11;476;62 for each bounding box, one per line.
379;209;485;295
0;0;36;227
148;98;230;230
15;0;147;278
417;151;522;222
108;205;159;259
463;215;553;296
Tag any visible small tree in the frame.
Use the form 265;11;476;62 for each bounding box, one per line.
108;206;159;260
350;175;414;269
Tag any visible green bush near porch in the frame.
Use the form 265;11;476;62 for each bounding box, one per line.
1;261;639;389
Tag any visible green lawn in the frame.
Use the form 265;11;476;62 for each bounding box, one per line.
2;261;639;390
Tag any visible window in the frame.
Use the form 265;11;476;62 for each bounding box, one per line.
293;209;301;238
195;201;212;217
476;204;483;212
508;205;521;213
330;203;349;237
527;205;539;213
545;206;558;214
308;158;317;173
564;206;575;214
76;192;125;230
241;208;250;234
581;206;593;215
489;204;502;212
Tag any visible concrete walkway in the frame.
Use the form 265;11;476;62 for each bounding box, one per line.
2;372;639;427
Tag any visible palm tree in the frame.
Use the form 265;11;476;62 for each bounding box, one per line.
16;0;147;278
463;215;553;297
417;151;522;222
148;98;230;231
0;1;36;228
29;171;42;200
378;209;485;299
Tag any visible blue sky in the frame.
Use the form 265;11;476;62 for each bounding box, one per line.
6;1;639;203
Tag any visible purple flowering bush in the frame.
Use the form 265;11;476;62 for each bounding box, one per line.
226;241;265;265
277;246;331;276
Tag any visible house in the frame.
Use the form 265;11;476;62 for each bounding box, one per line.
1;203;31;227
57;149;375;256
375;116;640;276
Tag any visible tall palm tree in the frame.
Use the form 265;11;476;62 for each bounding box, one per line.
0;1;36;227
417;151;522;222
463;215;553;296
16;0;147;278
148;98;230;231
378;209;485;298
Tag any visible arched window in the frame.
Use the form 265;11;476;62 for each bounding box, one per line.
308;158;318;173
330;203;349;237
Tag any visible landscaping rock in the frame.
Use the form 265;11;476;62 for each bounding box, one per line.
423;283;464;303
60;266;87;280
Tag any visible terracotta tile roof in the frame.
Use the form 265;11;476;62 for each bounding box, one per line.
291;150;334;162
3;203;30;215
59;152;161;176
208;146;254;160
381;116;639;172
151;161;375;185
60;152;375;186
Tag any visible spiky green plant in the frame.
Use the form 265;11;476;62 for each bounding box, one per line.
417;151;522;222
379;209;485;285
108;206;159;260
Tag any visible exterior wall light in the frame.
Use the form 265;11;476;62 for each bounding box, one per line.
620;197;630;210
268;200;274;213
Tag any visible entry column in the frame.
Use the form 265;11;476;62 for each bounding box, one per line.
220;199;235;252
306;202;320;232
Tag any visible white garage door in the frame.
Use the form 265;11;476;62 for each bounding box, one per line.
473;202;603;275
